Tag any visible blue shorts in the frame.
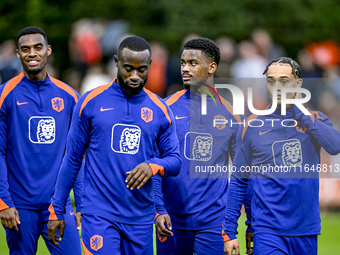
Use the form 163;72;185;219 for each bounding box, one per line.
253;233;317;255
81;214;153;255
4;203;81;255
156;227;224;255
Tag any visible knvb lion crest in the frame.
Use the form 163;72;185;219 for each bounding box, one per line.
296;121;307;133
29;116;56;144
192;135;213;161
90;235;103;251
158;233;167;242
141;107;153;123
37;119;55;143
51;97;64;112
282;140;303;166
214;115;226;130
119;127;141;154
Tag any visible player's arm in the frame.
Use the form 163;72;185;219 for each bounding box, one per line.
223;128;251;255
294;105;340;154
0;99;20;232
146;106;181;177
244;179;254;255
153;174;173;236
48;97;90;246
125;106;181;190
73;157;85;230
229;115;254;254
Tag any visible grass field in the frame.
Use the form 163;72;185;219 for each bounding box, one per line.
1;211;340;254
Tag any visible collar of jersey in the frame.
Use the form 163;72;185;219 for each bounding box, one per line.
21;72;51;86
112;80;145;98
272;104;294;117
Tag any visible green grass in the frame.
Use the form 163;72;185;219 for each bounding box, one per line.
1;211;340;254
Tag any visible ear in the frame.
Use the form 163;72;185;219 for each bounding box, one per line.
149;58;152;66
47;45;52;57
295;78;303;88
208;62;217;75
16;49;20;59
114;55;118;67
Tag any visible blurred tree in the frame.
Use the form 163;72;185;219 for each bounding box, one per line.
1;0;340;74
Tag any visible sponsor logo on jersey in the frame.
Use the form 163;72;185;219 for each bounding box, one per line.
29;116;55;144
100;107;114;112
259;129;272;135
175;115;188;120
112;124;141;154
17;101;28;106
272;139;303;167
184;132;213;161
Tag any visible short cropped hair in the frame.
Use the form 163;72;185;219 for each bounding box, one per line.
183;38;221;66
118;36;151;54
17;26;48;46
263;57;302;78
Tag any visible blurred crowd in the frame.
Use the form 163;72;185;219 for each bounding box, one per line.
1;19;340;127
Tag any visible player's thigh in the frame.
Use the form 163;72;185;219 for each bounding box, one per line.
42;204;82;255
81;214;122;254
288;235;317;255
121;223;153;255
193;227;224;255
253;233;288;255
156;228;195;255
4;208;41;255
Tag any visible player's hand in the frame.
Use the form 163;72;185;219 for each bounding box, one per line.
224;239;240;255
125;162;153;190
155;214;173;237
47;219;65;247
76;212;82;231
246;232;254;255
0;207;20;232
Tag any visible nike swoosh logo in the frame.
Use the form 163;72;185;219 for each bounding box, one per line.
70;211;75;216
17;101;28;105
259;129;272;135
100;107;114;112
175;115;188;120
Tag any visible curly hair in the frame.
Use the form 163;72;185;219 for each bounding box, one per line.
183;38;221;65
263;57;302;78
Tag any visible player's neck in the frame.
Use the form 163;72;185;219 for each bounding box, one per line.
24;70;48;81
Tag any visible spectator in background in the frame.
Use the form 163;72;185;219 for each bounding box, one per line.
69;19;104;76
231;40;267;79
61;68;82;94
146;42;168;97
214;36;236;78
297;49;323;109
0;40;22;83
79;64;112;95
231;40;268;115
251;28;286;61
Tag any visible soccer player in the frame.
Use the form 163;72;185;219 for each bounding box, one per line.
47;36;181;255
154;38;250;255
0;26;82;254
223;57;340;255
